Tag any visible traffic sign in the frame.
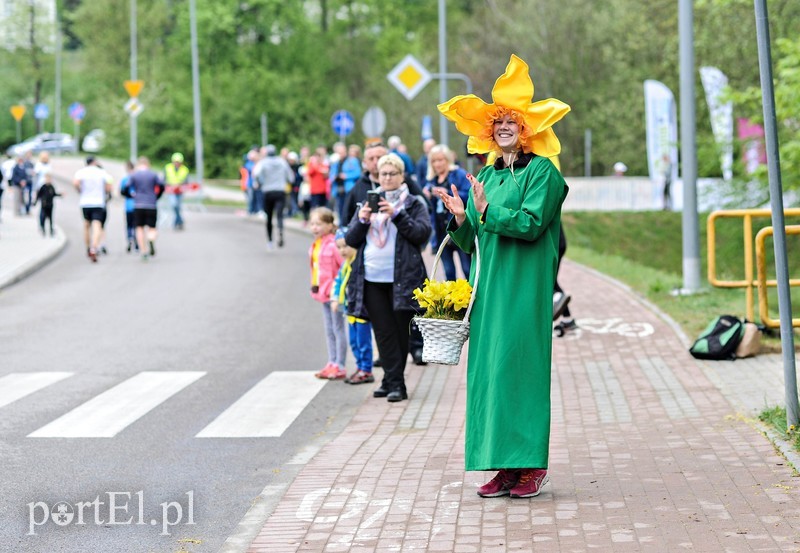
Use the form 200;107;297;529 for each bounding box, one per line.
362;106;386;138
10;105;26;121
331;110;354;137
124;80;144;98
124;98;144;118
421;115;433;140
68;102;86;122
34;103;49;120
387;54;432;101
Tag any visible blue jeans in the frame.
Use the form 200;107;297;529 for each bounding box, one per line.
440;242;472;281
349;320;373;372
170;193;184;227
249;188;263;214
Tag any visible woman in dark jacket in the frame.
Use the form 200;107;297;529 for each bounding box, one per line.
345;153;431;402
424;144;472;280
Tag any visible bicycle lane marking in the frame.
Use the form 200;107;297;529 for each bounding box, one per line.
555;318;655;340
296;481;463;547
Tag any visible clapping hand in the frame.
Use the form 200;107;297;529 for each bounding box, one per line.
435;184;466;227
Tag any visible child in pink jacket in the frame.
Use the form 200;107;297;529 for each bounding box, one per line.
309;207;347;379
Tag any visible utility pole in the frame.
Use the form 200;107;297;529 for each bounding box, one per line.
189;0;204;184
678;0;701;292
438;0;448;146
753;0;798;428
130;0;138;161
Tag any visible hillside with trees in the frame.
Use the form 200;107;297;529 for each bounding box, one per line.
1;0;799;186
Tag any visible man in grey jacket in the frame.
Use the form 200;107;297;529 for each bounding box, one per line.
252;144;294;248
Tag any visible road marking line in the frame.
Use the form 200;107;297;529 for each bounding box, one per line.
0;372;73;409
196;371;325;438
28;371;205;438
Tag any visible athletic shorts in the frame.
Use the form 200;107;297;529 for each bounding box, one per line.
134;208;158;228
82;207;106;223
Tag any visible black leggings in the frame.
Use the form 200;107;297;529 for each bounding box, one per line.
263;190;286;242
39;206;54;234
364;281;414;394
554;224;571;318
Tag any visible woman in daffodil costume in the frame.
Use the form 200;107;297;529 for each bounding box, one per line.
436;55;569;498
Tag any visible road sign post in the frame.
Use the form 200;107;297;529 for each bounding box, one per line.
69;102;86;150
10;105;26;143
330;110;354;141
362;106;386;142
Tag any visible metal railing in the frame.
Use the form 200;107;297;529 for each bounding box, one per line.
707;208;800;327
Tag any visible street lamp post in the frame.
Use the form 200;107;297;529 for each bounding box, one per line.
130;0;138;161
438;0;448;146
753;0;798;427
678;0;701;292
189;0;204;184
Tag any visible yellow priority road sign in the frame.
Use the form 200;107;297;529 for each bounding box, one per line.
10;105;26;121
124;80;144;98
387;55;432;101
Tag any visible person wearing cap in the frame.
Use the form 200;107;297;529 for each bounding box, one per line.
436;55;570;499
252;144;294;249
165;152;189;230
73;156;114;262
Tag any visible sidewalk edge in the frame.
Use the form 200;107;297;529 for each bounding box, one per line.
0;227;67;292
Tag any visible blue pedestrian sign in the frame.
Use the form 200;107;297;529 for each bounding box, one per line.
34;103;49;120
68;102;86;122
330;110;354;137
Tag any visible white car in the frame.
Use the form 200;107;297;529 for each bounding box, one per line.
81;129;106;153
6;133;77;157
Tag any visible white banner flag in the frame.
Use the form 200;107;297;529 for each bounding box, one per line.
643;80;679;185
699;66;734;181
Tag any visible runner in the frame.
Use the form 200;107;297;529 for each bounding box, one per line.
72;156;113;263
129;157;165;261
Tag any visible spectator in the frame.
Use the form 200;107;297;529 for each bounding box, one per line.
387;135;416;183
344;153;431;402
424;144;472;280
309;207;347;380
307;146;330;209
34;172;60;237
415;137;437;190
331;228;375;385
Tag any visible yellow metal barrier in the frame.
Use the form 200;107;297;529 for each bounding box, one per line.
707;208;800;324
755;225;800;328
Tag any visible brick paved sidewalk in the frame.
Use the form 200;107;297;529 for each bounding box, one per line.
246;259;800;552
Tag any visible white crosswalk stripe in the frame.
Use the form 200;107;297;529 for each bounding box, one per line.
28;371;205;438
197;371;325;438
0;372;73;409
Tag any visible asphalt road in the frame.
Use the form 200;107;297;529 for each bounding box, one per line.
0;157;370;552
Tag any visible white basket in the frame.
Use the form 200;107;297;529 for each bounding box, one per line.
413;235;480;365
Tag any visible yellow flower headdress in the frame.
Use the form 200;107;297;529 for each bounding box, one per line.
437;55;570;156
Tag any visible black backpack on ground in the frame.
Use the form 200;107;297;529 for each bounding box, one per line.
689;315;745;360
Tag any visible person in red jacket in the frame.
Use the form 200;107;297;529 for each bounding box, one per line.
306;146;330;209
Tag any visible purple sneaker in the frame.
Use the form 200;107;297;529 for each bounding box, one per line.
477;470;521;498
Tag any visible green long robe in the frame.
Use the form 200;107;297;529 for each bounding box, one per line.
448;155;567;471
